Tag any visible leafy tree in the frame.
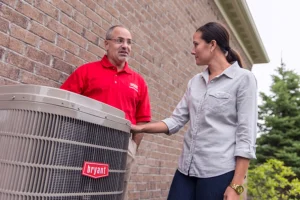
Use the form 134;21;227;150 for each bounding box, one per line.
248;159;300;200
253;65;300;177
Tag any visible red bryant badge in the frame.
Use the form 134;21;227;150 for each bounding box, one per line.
82;161;109;179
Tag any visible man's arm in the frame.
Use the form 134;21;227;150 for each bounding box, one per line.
133;79;151;149
60;66;85;94
132;122;148;149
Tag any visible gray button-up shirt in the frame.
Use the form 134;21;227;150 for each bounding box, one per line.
162;62;257;178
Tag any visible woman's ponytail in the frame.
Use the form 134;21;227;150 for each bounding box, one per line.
226;48;243;68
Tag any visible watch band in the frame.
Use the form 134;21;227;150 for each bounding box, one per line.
229;182;244;195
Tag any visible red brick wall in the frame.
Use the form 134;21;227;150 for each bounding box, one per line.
0;0;252;199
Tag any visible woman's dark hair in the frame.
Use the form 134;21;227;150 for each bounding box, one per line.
197;22;243;67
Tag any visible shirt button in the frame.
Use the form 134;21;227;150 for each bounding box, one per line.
115;81;117;83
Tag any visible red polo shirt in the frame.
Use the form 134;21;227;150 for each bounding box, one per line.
60;55;151;124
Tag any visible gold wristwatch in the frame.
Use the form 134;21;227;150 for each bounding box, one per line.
229;182;244;195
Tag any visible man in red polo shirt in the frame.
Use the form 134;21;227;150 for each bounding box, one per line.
60;25;151;200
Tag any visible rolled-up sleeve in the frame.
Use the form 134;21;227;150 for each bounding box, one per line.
162;81;191;135
234;73;258;159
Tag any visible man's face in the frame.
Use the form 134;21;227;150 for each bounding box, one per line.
105;27;132;65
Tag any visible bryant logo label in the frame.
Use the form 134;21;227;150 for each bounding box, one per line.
82;161;109;179
129;83;138;92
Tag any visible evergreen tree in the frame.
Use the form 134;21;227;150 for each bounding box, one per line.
253;65;300;177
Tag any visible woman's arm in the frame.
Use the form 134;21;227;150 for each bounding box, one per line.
224;73;258;199
232;157;249;184
234;72;258;160
131;80;192;135
131;121;169;134
224;157;249;199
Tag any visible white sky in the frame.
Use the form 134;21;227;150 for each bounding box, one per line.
246;0;300;104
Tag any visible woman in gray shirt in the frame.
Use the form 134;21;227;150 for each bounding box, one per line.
131;22;257;200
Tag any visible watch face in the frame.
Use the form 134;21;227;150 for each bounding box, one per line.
236;186;244;194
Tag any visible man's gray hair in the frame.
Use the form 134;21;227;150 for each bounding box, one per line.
105;25;128;40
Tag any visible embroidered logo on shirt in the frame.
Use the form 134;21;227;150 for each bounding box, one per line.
129;83;138;92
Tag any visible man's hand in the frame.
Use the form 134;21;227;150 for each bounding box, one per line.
223;187;240;200
131;123;147;149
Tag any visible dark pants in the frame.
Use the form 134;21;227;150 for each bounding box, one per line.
167;170;234;200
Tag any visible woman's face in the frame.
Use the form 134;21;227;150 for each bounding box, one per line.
191;31;212;66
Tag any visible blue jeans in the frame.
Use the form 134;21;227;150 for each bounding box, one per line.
167;170;234;200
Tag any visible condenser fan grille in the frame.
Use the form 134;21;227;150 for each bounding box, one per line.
0;85;130;200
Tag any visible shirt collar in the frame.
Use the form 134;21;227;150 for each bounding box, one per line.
222;61;240;79
101;55;132;74
201;61;240;81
